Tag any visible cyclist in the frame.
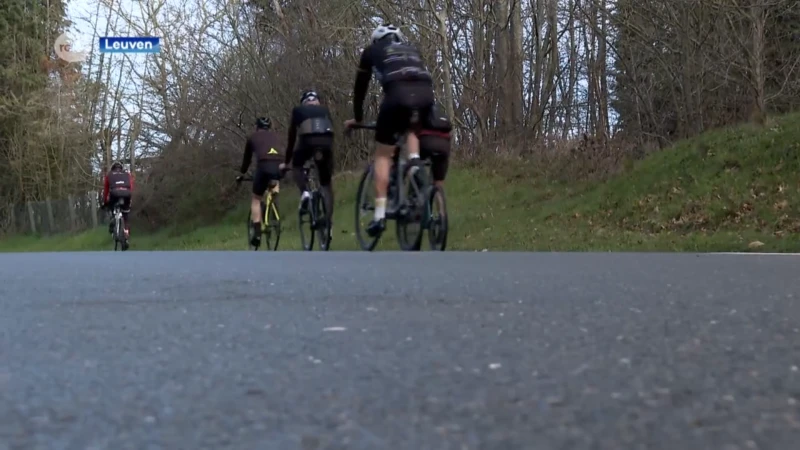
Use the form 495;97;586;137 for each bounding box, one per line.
344;23;435;237
418;102;452;188
236;117;284;248
102;160;134;241
284;90;335;235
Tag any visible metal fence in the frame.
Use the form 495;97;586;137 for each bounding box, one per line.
1;191;104;236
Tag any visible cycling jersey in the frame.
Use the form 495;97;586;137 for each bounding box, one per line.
103;170;134;204
285;104;334;165
353;38;433;122
241;129;283;174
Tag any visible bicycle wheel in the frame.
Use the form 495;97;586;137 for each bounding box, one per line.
113;216;121;251
395;160;427;251
426;185;448;251
314;191;331;251
299;195;315;251
120;219;129;251
354;164;381;251
246;201;266;251
264;194;281;251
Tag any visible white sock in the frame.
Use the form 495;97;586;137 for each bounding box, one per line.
374;197;386;220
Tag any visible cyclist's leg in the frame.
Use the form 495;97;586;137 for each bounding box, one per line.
107;194;116;233
291;144;311;207
121;196;132;236
404;83;435;160
431;152;449;188
420;132;450;188
372;94;403;230
315;144;335;222
265;160;282;210
251;165;269;243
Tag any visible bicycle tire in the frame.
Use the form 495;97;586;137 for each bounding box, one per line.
395;160;427;251
354;164;381;251
314;191;331;251
299;197;314;251
264;196;281;251
113;218;120;252
113;214;122;251
426;185;448;251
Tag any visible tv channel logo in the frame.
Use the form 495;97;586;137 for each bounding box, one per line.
99;37;161;54
54;33;89;63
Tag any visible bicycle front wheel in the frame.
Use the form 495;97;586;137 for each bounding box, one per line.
314;191;331;251
354;164;380;251
426;185;448;251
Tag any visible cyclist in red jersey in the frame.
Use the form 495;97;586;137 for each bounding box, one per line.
102;161;134;239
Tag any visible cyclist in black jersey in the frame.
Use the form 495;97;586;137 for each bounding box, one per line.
418;102;452;187
285;90;335;234
344;23;435;237
236;117;285;247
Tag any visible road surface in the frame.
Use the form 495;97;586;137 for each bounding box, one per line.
1;251;799;449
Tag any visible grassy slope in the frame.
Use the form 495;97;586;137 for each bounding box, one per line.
2;113;799;252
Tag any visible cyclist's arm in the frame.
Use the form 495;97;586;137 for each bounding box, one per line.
353;47;372;123
284;107;298;165
240;137;253;174
102;175;110;204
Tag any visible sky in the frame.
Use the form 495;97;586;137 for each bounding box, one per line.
65;0;152;64
66;0;105;59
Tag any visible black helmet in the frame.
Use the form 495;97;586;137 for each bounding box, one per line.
255;117;271;129
111;161;123;171
300;90;319;104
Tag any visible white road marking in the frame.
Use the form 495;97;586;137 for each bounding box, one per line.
323;327;347;332
713;252;800;256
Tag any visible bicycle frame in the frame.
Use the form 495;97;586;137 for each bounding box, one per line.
113;205;123;236
263;186;280;228
303;160;321;220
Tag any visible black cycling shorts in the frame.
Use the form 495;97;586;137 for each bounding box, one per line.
292;135;334;186
419;134;450;182
109;190;132;212
375;81;435;146
253;160;281;196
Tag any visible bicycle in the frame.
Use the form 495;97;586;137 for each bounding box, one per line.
348;121;449;251
238;172;284;251
109;197;129;251
298;151;332;251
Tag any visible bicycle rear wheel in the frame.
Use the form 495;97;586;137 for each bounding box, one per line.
314;191;331;251
113;216;120;251
299;196;314;251
354;164;381;251
426;185;448;251
264;195;281;251
395;160;427;251
113;214;128;251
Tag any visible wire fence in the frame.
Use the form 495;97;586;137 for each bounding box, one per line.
1;191;105;237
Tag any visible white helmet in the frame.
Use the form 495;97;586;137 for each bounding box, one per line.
371;24;403;43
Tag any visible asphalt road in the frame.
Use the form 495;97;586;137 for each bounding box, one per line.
1;251;799;450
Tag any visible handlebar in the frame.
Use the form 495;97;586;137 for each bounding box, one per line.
236;166;290;183
348;122;377;130
345;122;377;137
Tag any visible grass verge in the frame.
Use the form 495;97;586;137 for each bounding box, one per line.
2;113;800;252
